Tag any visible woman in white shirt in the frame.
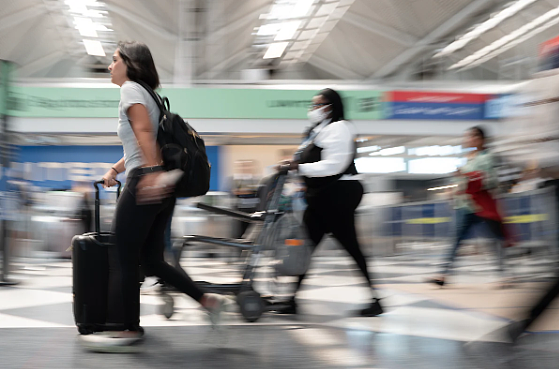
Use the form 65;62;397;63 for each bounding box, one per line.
278;88;383;317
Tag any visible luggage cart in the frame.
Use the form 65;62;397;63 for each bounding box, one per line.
159;169;311;322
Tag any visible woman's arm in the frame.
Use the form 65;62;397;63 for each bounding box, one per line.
127;104;160;167
480;153;499;190
127;103;171;203
112;157;126;174
102;157;125;188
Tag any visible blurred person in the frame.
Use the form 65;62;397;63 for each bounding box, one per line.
496;65;559;342
510;166;545;194
70;181;93;234
231;160;260;239
2;170;31;277
5;170;33;246
427;127;509;287
81;41;224;350
276;88;383;317
284;177;307;222
277;149;307;220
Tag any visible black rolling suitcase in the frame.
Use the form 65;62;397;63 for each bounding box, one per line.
72;180;121;334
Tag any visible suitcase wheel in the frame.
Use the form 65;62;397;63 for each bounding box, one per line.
237;290;264;323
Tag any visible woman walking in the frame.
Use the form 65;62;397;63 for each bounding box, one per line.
277;88;383;317
81;41;224;351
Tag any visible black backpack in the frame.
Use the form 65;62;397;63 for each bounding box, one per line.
136;81;211;198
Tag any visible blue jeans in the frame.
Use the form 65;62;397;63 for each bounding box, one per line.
441;208;505;276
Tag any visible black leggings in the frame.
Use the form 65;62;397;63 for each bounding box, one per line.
295;180;375;298
522;179;559;330
107;171;204;329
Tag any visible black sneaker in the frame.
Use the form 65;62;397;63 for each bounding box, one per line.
273;298;297;314
359;299;383;317
132;325;145;337
506;320;530;343
426;278;445;287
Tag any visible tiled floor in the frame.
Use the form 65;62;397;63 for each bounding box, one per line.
1;248;559;368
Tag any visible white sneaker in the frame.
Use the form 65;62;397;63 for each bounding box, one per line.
79;331;143;353
204;294;227;328
140;276;160;294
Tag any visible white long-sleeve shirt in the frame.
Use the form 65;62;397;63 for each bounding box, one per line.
297;120;357;179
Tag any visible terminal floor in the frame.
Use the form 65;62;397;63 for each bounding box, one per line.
1;251;559;369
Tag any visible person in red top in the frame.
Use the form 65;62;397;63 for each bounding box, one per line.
428;127;509;287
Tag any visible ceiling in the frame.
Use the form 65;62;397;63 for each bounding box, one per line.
2;0;559;83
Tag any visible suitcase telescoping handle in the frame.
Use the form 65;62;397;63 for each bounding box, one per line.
93;180;122;234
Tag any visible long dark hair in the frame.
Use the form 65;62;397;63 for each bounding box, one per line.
470;126;485;140
317;88;345;122
117;41;160;90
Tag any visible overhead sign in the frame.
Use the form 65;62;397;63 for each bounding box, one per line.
540;35;559;56
388;91;488;104
7;87;383;120
539;35;559;71
384;91;488;120
484;94;518;119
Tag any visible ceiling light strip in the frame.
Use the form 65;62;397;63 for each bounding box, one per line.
263;41;290;59
296;2;355;63
459;14;559;70
255;0;356;64
449;5;559;70
435;0;538;57
63;0;115;58
83;39;106;56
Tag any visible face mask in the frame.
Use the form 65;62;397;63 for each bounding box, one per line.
307;105;330;124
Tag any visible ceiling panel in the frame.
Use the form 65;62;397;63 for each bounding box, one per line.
407;0;474;36
348;0;422;36
0;0;41;17
0;0;553;81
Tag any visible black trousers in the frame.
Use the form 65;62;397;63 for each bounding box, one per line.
295;180;375;297
107;170;204;329
522;180;559;330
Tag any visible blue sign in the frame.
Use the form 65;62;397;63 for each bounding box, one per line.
0;165;6;192
386;102;485;120
11;145;221;191
484;94;516;119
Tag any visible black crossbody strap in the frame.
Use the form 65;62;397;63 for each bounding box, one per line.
135;80;168;122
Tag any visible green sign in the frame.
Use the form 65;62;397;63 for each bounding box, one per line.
7;86;383;120
8;87;120;118
0;61;15;116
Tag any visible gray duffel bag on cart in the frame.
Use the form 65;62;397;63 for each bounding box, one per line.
269;212;313;277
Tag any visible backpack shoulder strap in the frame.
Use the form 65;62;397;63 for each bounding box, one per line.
134;80;169;120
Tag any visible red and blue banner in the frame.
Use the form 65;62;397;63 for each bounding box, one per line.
384;91;489;120
539;35;559;71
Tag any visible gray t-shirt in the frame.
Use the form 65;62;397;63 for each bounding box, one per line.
117;81;160;172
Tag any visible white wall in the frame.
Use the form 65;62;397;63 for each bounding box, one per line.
11;117;502;137
360;175;393;193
